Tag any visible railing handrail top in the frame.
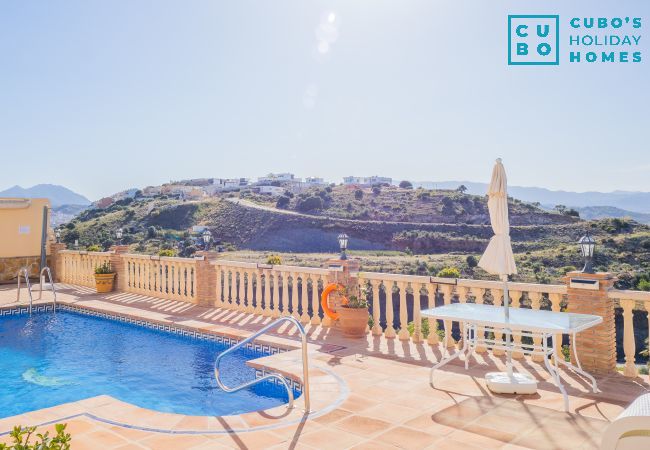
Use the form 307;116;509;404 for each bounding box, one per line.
210;260;331;274
271;264;331;275
122;253;198;263
457;278;567;293
212;260;259;269
608;289;650;301
60;250;114;256
358;271;432;283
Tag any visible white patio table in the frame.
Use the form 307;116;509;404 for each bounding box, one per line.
421;303;603;411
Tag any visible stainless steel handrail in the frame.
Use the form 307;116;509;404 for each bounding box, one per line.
38;267;57;312
16;267;34;315
214;316;310;412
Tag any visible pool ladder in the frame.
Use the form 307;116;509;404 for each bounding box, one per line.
214;316;310;412
16;266;57;315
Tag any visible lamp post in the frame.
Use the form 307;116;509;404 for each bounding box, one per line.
55;228;61;243
202;229;212;251
579;232;596;274
116;228;123;245
338;233;349;260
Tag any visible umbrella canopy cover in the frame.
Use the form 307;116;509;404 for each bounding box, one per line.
478;158;517;276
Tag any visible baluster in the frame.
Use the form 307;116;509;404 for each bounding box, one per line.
492;289;505;355
457;286;470;347
254;271;263;315
263;270;272;316
311;276;322;325
371;280;382;336
291;272;300;319
549;293;562;361
182;263;189;299
384;282;396;338
246;270;254;313
474;288;486;352
510;290;524;358
272;272;280;318
426;283;438;345
529;292;544;361
397;281;409;340
440;284;455;348
300;274;310;323
621;299;637;377
412;283;423;343
235;269;243;310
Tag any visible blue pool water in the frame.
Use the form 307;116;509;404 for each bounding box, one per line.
0;310;297;418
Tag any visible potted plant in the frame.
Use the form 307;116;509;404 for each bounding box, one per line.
94;262;115;293
337;285;369;337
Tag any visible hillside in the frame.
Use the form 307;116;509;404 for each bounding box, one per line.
0;184;91;207
573;206;650;225
58;187;650;285
240;185;575;226
416;181;650;214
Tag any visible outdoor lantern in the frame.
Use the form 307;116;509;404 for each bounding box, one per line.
202;229;212;250
55;228;61;243
338;233;349;260
579;232;596;274
116;228;123;244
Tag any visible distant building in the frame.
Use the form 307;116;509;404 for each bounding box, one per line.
305;177;326;186
259;186;285;196
142;186;162;197
257;173;297;185
204;178;249;194
343;176;392;186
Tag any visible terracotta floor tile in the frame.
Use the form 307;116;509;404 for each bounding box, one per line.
333;414;392;438
299;427;365;449
376;426;438;449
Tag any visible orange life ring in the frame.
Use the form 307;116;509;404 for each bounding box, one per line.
321;283;346;321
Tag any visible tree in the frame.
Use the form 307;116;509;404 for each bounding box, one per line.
296;196;323;212
276;195;290;209
466;255;478;270
554;204;567;214
371;185;381;195
457;184;468;194
354;189;363;200
399;180;413;189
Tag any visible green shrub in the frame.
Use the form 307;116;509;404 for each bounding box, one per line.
86;245;102;252
266;254;282;265
354;189;363;200
276;195;290;209
296;196;323;212
637;279;650;291
436;267;460;279
407;318;432;338
158;249;176;257
0;423;71;450
94;262;113;275
399;180;413;189
561;344;571;362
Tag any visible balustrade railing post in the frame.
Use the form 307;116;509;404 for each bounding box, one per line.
109;245;129;292
564;271;617;374
194;251;218;307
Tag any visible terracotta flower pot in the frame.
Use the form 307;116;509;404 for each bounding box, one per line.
94;273;116;293
338;307;369;337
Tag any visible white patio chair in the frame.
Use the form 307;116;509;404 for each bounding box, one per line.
601;392;650;450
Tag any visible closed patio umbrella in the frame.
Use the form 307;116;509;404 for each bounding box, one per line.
479;158;536;393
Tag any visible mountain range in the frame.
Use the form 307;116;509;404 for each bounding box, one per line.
0;184;91;207
414;181;650;215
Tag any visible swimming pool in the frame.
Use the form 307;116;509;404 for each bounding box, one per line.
0;309;298;418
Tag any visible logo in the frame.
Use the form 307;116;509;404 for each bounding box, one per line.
508;15;560;65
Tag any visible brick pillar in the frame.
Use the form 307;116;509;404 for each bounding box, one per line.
322;258;361;327
195;251;219;307
109;245;130;292
49;242;67;282
564;271;617;374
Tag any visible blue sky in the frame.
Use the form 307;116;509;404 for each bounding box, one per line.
1;0;648;200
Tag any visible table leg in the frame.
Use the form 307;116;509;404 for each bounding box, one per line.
542;335;569;412
430;320;468;385
554;333;600;394
464;323;476;370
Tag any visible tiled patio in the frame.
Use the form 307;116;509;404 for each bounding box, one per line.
1;284;648;449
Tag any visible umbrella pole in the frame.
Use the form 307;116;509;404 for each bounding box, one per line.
501;275;513;379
